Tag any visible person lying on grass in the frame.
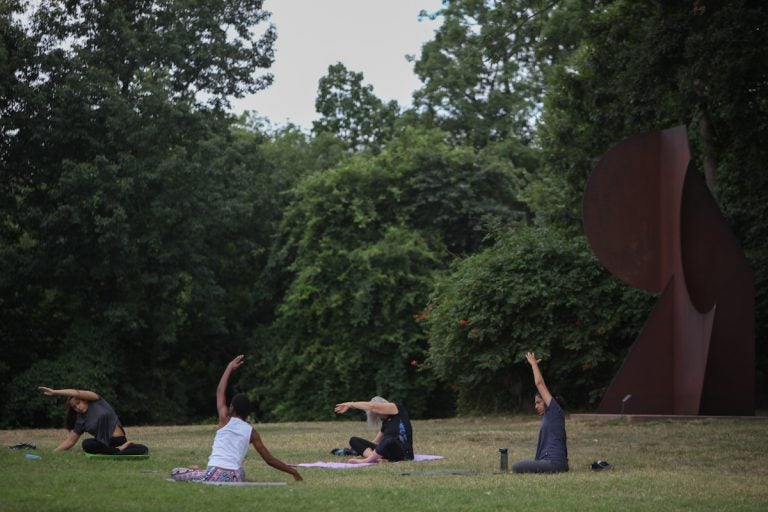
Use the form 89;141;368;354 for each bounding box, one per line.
511;351;569;474
171;355;302;483
334;396;413;464
38;387;149;456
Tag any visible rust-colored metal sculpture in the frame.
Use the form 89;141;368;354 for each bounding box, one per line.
583;126;754;415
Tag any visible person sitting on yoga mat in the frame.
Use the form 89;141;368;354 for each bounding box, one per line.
37;387;149;456
171;355;302;483
511;351;569;474
334;396;413;464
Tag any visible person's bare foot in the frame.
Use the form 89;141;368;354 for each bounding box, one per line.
117;440;133;452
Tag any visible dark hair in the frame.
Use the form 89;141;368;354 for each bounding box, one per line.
230;393;252;419
64;399;77;430
535;391;567;410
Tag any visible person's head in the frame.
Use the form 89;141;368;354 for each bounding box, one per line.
64;397;89;430
533;392;566;416
229;393;252;420
366;396;390;428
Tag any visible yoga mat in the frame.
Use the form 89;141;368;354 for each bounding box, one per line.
413;454;444;461
293;454;444;468
166;479;286;486
84;453;150;460
401;470;477;476
293;461;376;468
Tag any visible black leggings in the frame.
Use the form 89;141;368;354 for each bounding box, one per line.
349;436;407;462
82;436;149;456
511;458;568;473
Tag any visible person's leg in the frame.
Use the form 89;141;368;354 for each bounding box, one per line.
100;436;148;456
171;467;206;481
202;467;242;482
119;443;149;455
107;436;149;455
512;459;569;474
109;435;133;452
375;437;405;462
82;438;118;455
349;436;376;456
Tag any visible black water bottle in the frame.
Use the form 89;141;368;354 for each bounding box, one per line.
499;448;508;472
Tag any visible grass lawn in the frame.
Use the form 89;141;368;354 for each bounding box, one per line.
1;415;767;511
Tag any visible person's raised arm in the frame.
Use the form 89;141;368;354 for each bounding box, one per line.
334;400;399;416
525;352;553;407
38;387;100;401
250;430;303;481
216;355;245;427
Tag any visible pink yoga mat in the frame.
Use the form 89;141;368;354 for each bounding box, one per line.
293;454;443;468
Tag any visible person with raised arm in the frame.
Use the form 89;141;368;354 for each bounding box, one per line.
171;355;302;482
334;396;413;464
511;351;569;473
37;387;149;455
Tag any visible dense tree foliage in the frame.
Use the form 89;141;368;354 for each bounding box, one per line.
2;0;766;426
1;0;282;426
248;127;528;420
412;0;584;148
313;62;400;153
534;0;768;401
425;226;655;413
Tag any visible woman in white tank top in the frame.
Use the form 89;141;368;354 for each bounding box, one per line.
171;355;302;482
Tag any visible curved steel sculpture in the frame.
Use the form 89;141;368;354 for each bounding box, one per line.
583;126;754;415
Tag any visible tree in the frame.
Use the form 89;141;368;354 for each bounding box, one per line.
250;127;529;420
425;225;655;413
313;62;399;153
411;0;582;148
389;128;530;255
535;0;768;403
33;0;275;106
252;159;445;420
0;1;33;166
0;0;280;426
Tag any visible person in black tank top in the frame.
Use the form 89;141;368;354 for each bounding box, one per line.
334;396;413;464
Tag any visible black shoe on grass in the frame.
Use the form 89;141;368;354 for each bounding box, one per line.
9;442;37;450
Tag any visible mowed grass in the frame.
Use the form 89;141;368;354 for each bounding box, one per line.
1;415;767;511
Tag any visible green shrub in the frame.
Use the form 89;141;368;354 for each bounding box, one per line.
425;225;656;413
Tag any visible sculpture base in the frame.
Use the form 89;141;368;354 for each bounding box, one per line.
570;413;768;424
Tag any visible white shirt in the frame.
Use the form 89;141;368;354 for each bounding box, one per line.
207;417;252;470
